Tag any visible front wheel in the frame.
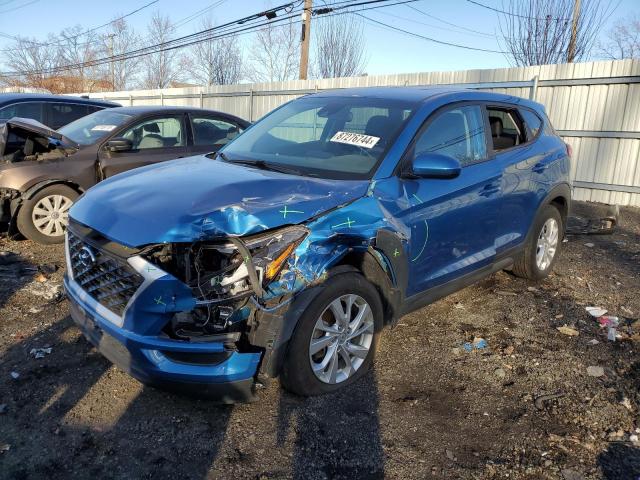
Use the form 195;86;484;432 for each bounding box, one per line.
16;184;78;244
280;273;383;396
512;204;562;280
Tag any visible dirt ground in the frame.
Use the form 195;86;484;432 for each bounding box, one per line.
0;201;638;480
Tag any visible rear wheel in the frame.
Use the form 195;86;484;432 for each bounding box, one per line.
512;204;562;280
280;273;383;396
16;184;78;244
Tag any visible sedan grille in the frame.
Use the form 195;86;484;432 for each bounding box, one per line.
67;230;144;316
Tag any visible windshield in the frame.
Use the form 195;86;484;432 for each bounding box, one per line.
58;110;132;145
221;96;417;179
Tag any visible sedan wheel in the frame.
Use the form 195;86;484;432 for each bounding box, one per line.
31;194;73;237
309;294;375;385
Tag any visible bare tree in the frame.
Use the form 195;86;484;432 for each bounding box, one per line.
4;35;60;91
141;12;183;89
313;15;367;78
185;18;243;86
248;19;299;82
598;15;640;59
57;25;103;92
498;0;610;66
100;18;141;90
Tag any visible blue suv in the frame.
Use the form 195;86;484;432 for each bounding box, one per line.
64;88;571;401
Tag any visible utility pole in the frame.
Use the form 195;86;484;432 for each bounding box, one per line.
567;0;581;63
299;0;312;80
107;33;116;91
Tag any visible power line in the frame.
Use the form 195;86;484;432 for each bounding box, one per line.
354;11;506;53
0;2;303;77
465;0;569;22
0;0;159;52
0;0;428;78
405;4;495;38
0;0;39;14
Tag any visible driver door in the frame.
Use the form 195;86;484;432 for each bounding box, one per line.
98;114;188;178
394;104;502;296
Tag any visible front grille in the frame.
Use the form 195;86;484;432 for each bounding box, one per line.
67;230;144;317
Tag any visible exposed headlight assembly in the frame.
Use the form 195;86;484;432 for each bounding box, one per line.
231;225;309;296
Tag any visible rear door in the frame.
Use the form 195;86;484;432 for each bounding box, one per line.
485;104;540;253
395;103;502;295
187;114;245;155
98;114;188;178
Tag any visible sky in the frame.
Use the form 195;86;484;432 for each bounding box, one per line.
0;0;637;77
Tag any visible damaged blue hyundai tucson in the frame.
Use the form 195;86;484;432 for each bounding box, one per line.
64;87;571;401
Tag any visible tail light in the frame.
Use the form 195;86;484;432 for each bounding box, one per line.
565;142;573;158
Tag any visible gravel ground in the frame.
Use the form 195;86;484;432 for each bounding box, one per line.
0;201;639;480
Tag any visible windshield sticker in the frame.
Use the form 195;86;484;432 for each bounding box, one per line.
90;125;117;132
330;131;380;149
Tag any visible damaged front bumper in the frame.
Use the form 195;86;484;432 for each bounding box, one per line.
64;274;263;402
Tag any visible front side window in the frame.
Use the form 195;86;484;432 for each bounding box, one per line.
413;105;487;167
487;108;525;151
58;109;133;145
121;117;185;150
221;96;417;179
0;102;44;123
192;116;242;147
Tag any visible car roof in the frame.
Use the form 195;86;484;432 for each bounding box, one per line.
0;93;119;107
309;86;542;110
107;105;249;123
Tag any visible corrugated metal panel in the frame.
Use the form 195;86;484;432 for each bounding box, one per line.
83;60;640;206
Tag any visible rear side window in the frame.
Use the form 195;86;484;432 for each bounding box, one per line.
87;105;105;115
487;108;526;151
519;109;542;140
192;116;243;147
47;103;91;129
413;105;487;167
0;102;44;123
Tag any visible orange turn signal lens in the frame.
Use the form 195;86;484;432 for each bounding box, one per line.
265;242;297;280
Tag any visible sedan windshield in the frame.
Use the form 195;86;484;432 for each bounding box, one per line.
221;96;417;179
58;110;132;145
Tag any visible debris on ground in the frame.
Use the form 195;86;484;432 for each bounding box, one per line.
586;366;605;377
25;281;62;301
586;306;607;318
29;347;52;359
565;205;619;235
0;443;10;454
534;393;565;410
0;404;7;414
462;337;487;352
9;371;19;379
557;325;579;336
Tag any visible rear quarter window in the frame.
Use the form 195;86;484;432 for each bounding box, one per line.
519;109;543;140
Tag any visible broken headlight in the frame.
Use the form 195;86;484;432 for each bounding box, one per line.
242;225;309;285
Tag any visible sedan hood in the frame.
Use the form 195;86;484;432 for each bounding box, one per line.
70;156;370;247
0;117;77;156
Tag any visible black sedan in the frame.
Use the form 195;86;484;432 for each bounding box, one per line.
0;106;249;244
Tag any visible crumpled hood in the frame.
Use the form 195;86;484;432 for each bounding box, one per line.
70;156;370;247
0;117;77;157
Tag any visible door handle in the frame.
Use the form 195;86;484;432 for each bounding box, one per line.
532;161;550;173
479;182;500;197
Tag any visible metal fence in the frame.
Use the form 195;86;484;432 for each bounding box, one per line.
84;59;640;207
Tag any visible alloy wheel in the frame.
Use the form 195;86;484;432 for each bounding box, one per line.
32;194;73;237
309;294;375;384
535;218;559;271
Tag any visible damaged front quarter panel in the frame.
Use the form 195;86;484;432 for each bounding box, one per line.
149;176;414;379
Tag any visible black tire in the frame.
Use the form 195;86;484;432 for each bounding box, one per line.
280;272;384;396
512;204;563;280
16;184;78;245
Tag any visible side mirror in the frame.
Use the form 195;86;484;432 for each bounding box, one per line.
412;152;461;178
105;138;133;152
